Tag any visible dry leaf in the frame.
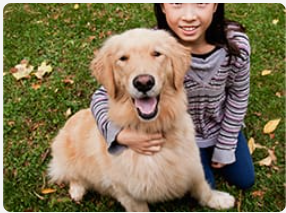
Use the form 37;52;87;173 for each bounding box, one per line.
74;4;79;10
253;112;262;117
261;70;272;76
254;143;267;150
258;149;277;167
31;83;41;90
269;133;275;139
65;108;72;117
259;155;272;166
12;60;34;80
88;36;96;42
268;149;277;164
41;188;56;194
252;190;265;198
248;137;256;154
107;30;113;36
275;92;282;98
35;61;53;79
272;19;279;25
8;121;15;126
263;118;281;134
62;76;74;84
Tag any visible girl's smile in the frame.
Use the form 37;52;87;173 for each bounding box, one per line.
180;25;199;36
161;3;218;53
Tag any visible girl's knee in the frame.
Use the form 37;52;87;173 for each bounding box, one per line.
233;174;255;190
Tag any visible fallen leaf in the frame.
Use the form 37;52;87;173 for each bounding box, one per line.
65;108;72;117
269;133;275;139
272;19;279;25
263;118;281;134
253;111;262;117
259;155;272;166
88;36;96;42
268;149;277;164
35;61;53;79
41;188;56;194
258;148;277;167
248;137;256;154
62;79;74;84
74;4;79;10
252;190;265;198
107;30;113;36
261;69;272;76
10;67;18;73
12;60;34;80
8;120;15;126
62;76;74;84
254;143;267;150
31;83;41;90
275;92;282;98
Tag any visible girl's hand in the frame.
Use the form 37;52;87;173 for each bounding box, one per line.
211;162;226;169
116;128;165;155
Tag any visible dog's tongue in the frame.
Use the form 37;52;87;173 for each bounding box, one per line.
134;97;157;115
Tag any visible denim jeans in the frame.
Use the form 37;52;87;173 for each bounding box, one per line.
199;131;255;190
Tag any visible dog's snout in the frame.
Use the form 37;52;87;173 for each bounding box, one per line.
133;74;155;93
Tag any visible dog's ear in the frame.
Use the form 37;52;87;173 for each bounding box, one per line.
169;40;191;91
90;46;116;98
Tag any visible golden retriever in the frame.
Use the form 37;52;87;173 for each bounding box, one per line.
48;28;235;211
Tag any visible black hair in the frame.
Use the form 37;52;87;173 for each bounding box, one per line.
154;3;245;62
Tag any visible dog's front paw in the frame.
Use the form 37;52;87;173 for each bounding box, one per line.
69;181;86;202
206;190;235;210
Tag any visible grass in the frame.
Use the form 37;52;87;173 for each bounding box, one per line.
3;3;285;212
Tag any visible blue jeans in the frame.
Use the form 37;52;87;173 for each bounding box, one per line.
199;131;255;190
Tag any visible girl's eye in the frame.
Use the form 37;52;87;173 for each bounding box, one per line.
197;3;208;7
152;51;162;57
119;55;129;61
170;3;182;7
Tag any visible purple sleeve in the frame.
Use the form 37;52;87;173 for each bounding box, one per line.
90;86;126;154
212;31;251;164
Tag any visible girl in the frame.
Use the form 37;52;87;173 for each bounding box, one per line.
90;3;255;190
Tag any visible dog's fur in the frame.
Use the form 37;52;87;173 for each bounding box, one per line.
48;29;235;211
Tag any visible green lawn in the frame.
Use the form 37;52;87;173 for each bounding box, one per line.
3;3;285;212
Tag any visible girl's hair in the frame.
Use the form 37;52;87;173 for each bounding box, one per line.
154;3;245;62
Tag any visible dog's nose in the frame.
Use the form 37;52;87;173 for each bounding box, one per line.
133;74;155;93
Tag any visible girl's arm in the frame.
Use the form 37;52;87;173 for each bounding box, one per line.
212;32;251;165
90;86;126;154
90;86;165;155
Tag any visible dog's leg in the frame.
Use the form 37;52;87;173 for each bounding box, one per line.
111;187;149;212
69;180;86;202
117;196;149;212
189;166;235;210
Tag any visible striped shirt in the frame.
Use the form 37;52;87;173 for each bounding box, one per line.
90;29;250;164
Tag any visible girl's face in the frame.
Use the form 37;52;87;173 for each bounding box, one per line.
161;3;218;46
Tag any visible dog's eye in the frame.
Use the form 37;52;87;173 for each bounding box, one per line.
152;51;162;57
119;55;129;62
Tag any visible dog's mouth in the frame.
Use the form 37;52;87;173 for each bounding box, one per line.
132;96;159;120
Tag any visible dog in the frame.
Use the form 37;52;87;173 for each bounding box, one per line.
48;28;235;211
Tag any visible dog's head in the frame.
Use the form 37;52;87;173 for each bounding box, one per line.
91;28;190;123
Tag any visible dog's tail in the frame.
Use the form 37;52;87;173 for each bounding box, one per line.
47;131;73;184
